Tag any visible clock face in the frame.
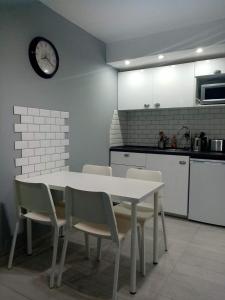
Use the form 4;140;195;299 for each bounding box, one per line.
29;37;59;79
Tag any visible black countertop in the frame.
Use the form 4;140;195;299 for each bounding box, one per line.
110;145;225;160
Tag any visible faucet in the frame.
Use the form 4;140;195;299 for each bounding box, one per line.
176;126;192;149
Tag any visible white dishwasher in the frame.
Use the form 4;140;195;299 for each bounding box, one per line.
189;159;225;226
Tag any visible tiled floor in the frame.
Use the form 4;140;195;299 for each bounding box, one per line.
1;216;225;300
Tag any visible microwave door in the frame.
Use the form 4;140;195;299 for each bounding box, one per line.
201;83;225;104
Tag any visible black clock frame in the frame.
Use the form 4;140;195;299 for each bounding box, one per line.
28;36;59;79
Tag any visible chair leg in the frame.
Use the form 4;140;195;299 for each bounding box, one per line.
84;232;90;259
8;221;20;269
97;237;101;261
140;225;146;276
49;227;59;288
112;243;121;300
161;208;168;252
26;219;32;255
57;233;69;287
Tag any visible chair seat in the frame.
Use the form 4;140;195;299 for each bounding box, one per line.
113;203;154;225
24;212;65;227
74;216;131;241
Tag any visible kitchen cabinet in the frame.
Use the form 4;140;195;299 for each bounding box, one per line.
189;159;225;226
146;154;189;216
111;151;146;177
152;63;195;108
194;58;225;76
118;62;195;110
118;69;153;110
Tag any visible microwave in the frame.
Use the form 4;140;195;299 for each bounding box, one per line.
200;83;225;105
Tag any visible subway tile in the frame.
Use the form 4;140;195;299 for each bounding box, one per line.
51;153;61;161
46;161;55;169
14;106;27;115
33;116;45;124
35;163;46;171
40;139;51;147
29;156;41;164
22;164;34;174
35;148;45;156
61;111;69;118
15;157;28;167
28;124;39;132
46;147;55;154
40;124;51;132
61;125;69;132
51;110;61;118
55;160;65;168
15;141;28;150
21;115;33;124
61;152;69;160
22;133;34;140
28;172;41;178
28;107;39;116
15;124;27;132
55;146;64;153
41;155;51;163
39;109;50;117
55;118;65;125
34;132;45;140
28;140;40;148
22;148;34;157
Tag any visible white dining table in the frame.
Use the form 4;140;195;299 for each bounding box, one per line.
24;171;164;294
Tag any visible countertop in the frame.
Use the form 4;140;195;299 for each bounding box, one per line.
110;145;225;160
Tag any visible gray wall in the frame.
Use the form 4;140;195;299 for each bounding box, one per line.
0;0;117;253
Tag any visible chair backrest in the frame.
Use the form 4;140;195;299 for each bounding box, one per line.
82;164;112;176
15;180;58;226
123;168;163;208
65;187;119;245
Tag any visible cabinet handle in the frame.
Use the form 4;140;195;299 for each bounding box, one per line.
124;153;130;157
179;160;186;165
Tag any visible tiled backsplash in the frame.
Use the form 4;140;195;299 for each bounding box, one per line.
110;106;225;147
14;106;70;178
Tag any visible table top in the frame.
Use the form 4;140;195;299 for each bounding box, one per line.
23;171;164;204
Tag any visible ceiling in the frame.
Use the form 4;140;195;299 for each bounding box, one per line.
40;0;225;44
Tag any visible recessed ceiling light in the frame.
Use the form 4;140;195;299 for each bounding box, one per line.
158;54;164;60
196;48;203;54
124;60;130;66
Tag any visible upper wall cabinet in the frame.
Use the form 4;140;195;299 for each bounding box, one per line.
152;63;195;109
118;69;153;110
118;62;195;110
194;58;225;76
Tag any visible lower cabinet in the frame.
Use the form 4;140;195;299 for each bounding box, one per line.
146;154;189;216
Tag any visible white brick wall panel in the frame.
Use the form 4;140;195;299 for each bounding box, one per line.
15;157;28;167
55;146;64;154
22;133;34;140
34;132;45;140
61;111;69;119
29;156;41;164
51;140;61;147
51;153;61;161
40;109;50;117
35;148;46;156
41;155;51;163
15;141;28;150
55;160;65;168
46;147;55;155
21;115;33;124
22;149;34;157
35;163;46;171
28;124;39;132
51;110;61;118
22;165;35;174
55;118;64;125
34;116;45;124
28;172;41;178
56;133;64;139
46;132;55;139
28;108;39;116
40;140;51;147
28;140;40;148
61;126;69;132
15;124;27;132
40;124;51;132
14;106;27;115
46;161;55;169
61;152;69;160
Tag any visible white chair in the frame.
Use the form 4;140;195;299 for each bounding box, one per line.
113;168;168;276
57;187;130;300
8;180;65;288
82;164;112;260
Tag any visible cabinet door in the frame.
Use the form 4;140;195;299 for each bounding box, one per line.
152;63;195;108
111;151;146;167
118;69;153;110
146;154;189;216
111;164;144;177
194;58;225;76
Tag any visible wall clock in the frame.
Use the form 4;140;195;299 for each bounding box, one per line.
29;37;59;79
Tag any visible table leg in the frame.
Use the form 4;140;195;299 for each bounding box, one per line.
153;191;159;264
130;203;137;294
